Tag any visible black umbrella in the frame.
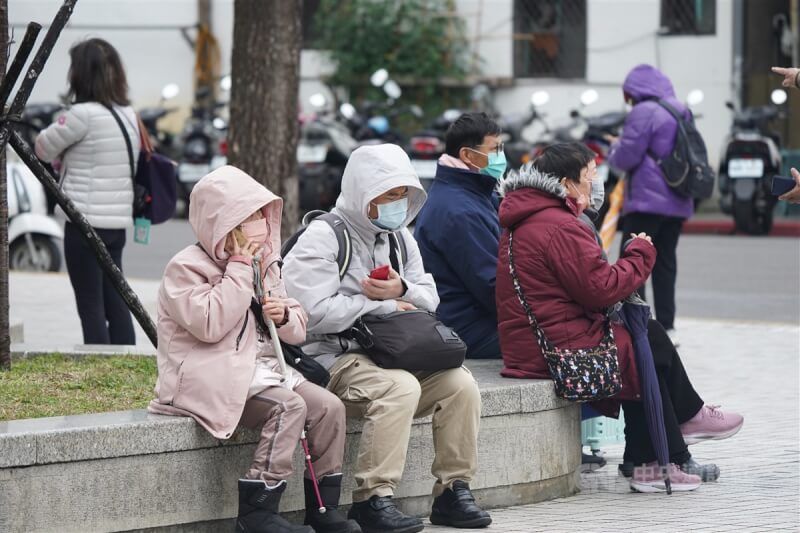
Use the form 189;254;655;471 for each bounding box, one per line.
618;293;672;494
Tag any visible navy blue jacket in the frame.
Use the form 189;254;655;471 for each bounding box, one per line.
414;164;500;351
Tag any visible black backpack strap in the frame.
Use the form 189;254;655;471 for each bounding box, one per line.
106;106;135;180
388;231;406;274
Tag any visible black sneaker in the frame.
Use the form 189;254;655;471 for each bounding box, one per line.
347;495;424;533
581;452;607;473
430;480;492;529
680;457;720;482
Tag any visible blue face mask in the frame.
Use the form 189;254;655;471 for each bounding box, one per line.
371;197;408;230
470;149;507;180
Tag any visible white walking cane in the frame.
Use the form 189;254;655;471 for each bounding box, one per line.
252;256;326;513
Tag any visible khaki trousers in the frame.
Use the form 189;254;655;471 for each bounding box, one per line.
328;353;481;502
239;380;346;483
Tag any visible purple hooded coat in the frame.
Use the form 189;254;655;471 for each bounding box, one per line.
608;64;694;219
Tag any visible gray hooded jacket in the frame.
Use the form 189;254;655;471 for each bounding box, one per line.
283;144;439;368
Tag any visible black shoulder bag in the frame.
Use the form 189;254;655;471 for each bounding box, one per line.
343;234;466;371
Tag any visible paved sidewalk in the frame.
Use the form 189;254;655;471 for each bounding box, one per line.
426;318;800;532
8;272;800;531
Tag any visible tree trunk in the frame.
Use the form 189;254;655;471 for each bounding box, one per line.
0;0;10;370
228;0;302;238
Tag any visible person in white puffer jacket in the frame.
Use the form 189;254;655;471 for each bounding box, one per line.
35;38;138;345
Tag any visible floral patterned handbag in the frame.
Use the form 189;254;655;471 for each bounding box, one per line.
507;231;622;402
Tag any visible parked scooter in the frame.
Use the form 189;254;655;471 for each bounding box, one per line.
718;89;787;235
139;83;182;161
297;94;357;211
6;150;63;271
176;77;229;211
407;109;461;191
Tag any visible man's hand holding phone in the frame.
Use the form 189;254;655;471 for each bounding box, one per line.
362;266;405;301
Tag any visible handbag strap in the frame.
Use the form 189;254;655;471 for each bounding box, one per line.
507;230;615;350
507;230;552;352
106;105;135;180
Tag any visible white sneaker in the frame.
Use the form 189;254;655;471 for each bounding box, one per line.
666;328;680;348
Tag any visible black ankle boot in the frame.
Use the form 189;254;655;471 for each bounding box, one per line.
430;480;492;529
304;474;362;533
347;495;424;533
236;479;313;533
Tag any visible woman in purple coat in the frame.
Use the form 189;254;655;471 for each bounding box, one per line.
608;64;693;347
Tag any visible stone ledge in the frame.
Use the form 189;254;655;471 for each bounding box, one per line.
0;361;569;469
0;360;580;533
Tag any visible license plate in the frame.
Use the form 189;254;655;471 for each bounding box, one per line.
178;163;210;184
596;164;610;183
411;159;438;179
728;158;763;178
297;144;328;163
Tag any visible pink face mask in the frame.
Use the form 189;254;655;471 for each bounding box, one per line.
240;218;269;243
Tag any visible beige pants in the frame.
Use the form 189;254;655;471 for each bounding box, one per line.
239;380;346;483
328;353;481;502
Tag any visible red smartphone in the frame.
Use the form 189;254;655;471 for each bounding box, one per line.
369;264;390;280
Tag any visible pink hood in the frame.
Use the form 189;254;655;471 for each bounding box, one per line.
149;166;307;439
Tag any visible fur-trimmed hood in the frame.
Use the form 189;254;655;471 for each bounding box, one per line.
498;163;566;199
497;163;578;229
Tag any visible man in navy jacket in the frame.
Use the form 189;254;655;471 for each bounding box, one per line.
414;113;505;358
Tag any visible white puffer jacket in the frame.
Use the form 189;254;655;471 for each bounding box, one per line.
35;102;140;229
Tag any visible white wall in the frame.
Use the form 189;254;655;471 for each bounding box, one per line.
490;0;734;167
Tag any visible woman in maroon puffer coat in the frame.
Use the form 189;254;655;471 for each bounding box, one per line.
496;143;744;493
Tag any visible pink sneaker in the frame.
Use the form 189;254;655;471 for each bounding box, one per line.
680;405;744;445
630;462;701;493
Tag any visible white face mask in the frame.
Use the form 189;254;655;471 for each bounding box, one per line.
590;177;605;210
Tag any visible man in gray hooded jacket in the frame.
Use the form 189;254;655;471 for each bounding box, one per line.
284;144;491;533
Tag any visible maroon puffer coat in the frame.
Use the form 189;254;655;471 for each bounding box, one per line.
496;167;657;414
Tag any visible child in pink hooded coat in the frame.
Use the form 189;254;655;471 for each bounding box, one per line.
148;166;360;533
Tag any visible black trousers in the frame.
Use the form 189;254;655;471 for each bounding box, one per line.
64;222;135;345
621;320;704;466
621;213;684;330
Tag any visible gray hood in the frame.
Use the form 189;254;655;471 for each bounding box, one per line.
334;143;427;239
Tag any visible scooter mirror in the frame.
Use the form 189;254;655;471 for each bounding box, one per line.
580;89;599;106
220;75;232;92
410;104;424;118
569;109;580;118
687;89;704;107
370;68;389;87
771;88;788;105
725;101;735;110
339;102;356;119
531;91;550;107
161;83;180;101
383;80;402;100
309;93;327;108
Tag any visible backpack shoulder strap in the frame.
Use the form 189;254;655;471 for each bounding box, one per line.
654;98;688;125
316;212;351;281
388;231;407;273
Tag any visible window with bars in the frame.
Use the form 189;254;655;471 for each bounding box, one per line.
513;0;587;79
661;0;716;35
